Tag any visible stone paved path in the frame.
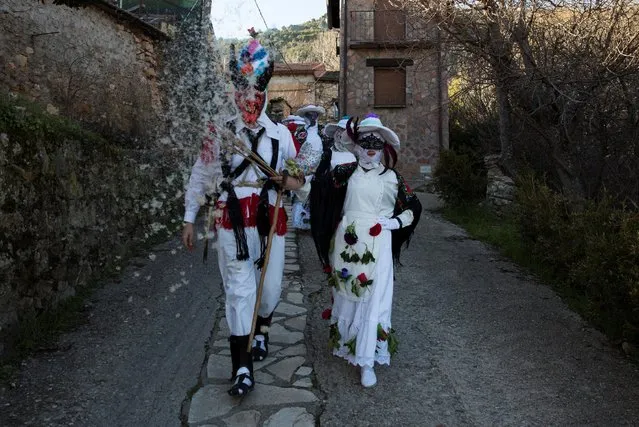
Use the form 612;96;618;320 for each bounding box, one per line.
186;204;321;427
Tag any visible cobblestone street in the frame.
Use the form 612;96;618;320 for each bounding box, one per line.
186;204;321;426
2;196;639;427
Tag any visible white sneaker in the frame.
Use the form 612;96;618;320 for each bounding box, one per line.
360;366;377;388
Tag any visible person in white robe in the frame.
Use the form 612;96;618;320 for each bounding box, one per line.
181;35;299;397
280;113;422;388
290;104;325;230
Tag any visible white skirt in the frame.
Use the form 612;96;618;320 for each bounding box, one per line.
329;221;394;367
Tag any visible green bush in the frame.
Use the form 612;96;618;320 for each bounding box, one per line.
515;172;639;345
433;150;487;205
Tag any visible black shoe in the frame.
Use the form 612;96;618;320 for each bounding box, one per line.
228;368;254;396
228;335;254;396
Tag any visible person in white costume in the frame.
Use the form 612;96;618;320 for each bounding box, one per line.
322;115;357;168
290;104;325;230
283;113;422;388
181;34;301;397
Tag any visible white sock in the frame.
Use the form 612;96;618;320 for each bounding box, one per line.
253;335;266;350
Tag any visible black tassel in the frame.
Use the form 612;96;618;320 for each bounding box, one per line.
220;181;250;261
309;152;353;267
390;170;423;265
255;184;271;270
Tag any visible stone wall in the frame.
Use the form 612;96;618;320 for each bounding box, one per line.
345;47;447;182
485;154;515;211
268;74;316;112
314;80;339;122
0;1;195;352
0;96;189;347
342;0;449;184
268;74;339;124
0;0;167;141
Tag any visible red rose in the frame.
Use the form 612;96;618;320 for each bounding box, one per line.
323;264;332;274
357;273;368;283
369;223;382;237
321;308;332;320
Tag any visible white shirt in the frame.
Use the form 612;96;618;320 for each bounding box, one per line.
184;111;296;223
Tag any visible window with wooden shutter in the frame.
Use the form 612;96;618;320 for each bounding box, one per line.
374;67;406;107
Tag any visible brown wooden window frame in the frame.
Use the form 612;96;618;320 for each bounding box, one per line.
373;66;407;108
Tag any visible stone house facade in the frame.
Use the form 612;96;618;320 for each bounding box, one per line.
0;0;169;140
268;63;339;124
328;0;449;183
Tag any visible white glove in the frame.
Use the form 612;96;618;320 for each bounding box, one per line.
377;216;400;231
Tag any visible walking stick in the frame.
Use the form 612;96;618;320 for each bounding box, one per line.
247;180;286;352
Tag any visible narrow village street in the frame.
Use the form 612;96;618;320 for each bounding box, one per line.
2;194;639;426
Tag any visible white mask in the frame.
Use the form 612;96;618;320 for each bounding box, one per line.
355;145;383;168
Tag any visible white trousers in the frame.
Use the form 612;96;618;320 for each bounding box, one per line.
216;227;285;335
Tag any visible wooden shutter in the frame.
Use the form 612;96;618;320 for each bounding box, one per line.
374;67;406;107
374;0;406;41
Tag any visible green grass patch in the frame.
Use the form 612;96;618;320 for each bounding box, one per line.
442;203;586;300
442;204;533;267
441;203;639;360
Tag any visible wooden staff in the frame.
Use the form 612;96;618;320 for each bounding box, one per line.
246;176;287;352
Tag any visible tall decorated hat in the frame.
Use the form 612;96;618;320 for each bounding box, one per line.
229;28;274;92
356;113;400;148
323;115;350;138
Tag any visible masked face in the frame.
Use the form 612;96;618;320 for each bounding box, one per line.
302;112;319;128
354;145;383;168
333;128;352;152
234;90;265;126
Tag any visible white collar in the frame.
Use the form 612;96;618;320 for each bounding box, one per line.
230;110;279;140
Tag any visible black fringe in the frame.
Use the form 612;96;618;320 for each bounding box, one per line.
255;183;271;270
220;181;250;261
309;151;351;268
390;170;423;265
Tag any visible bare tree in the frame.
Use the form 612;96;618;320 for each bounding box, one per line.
397;0;639;202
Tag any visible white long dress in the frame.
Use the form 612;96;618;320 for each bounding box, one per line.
328;163;414;367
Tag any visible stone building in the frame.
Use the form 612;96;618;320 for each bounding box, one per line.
327;0;449;183
268;63;339;123
0;0;169;140
0;0;205;347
